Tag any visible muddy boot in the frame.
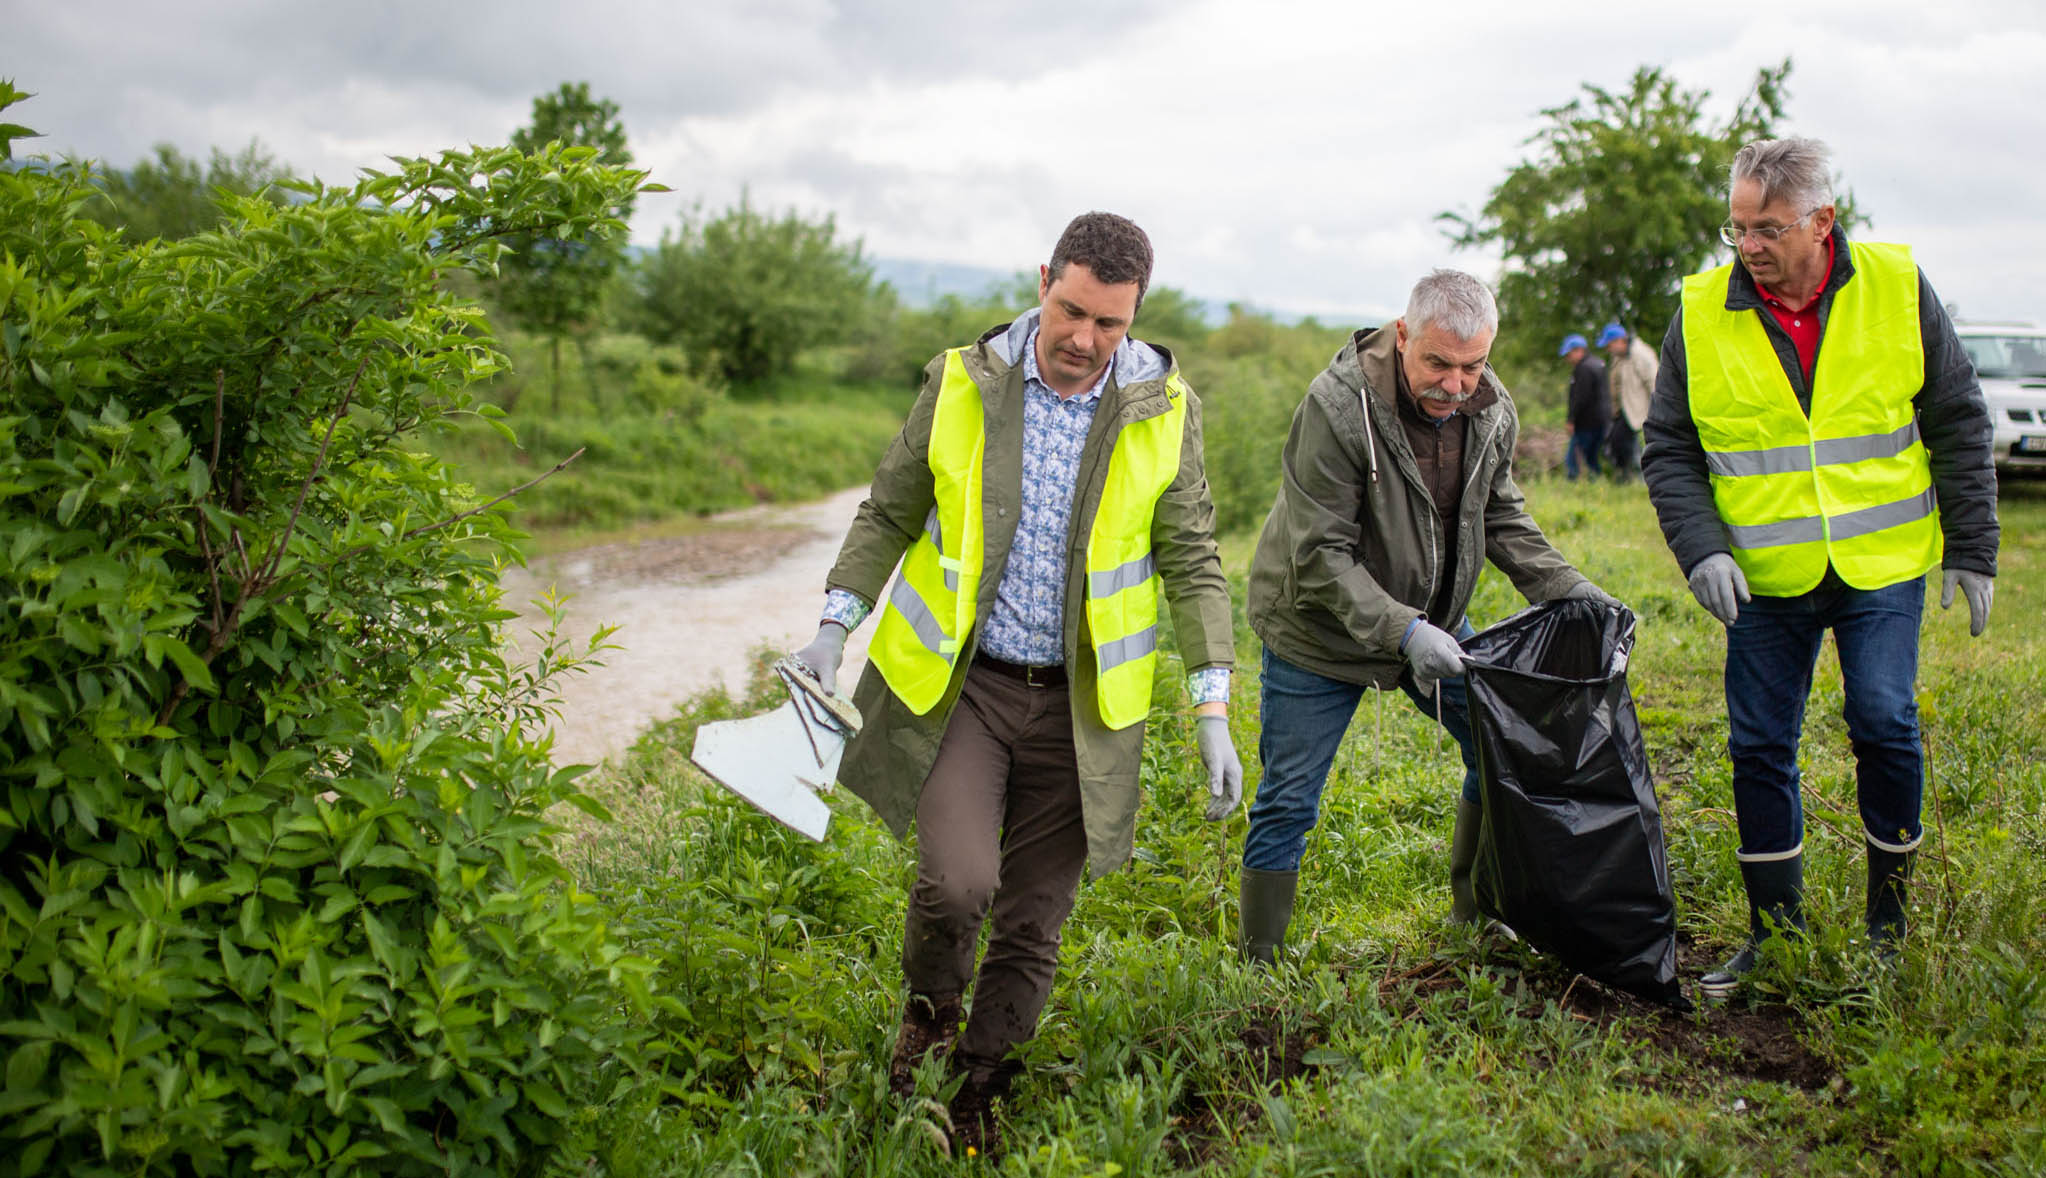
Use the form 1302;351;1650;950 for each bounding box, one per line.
1238;867;1298;967
1700;854;1805;1003
1448;798;1483;925
887;991;963;1098
945;1062;1015;1161
1866;843;1915;963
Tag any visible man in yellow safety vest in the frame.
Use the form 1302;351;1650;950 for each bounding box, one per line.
788;212;1239;1156
1641;137;1999;1001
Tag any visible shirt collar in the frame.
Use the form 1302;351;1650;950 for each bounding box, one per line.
1022;322;1112;405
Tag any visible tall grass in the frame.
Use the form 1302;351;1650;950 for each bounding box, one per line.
428;331;912;537
539;477;2046;1176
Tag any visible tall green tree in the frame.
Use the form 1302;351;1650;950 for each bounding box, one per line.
635;196;880;388
1441;60;1813;372
82;139;294;241
493;82;643;409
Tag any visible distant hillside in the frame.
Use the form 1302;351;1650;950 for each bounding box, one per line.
867;257;1022;308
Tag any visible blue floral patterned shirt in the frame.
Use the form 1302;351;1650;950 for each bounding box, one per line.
823;313;1228;706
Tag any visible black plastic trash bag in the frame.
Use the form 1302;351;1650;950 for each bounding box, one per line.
1462;597;1685;1007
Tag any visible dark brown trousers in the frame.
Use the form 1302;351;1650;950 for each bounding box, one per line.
901;659;1089;1077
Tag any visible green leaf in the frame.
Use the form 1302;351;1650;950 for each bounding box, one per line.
157;633;217;693
521;1079;570;1118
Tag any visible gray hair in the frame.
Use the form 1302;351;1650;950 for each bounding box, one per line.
1404;269;1498;341
1730;137;1835;212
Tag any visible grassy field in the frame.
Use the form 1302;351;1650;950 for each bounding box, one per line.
548;474;2046;1176
427;332;915;544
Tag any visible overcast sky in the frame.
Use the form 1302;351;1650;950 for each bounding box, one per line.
14;0;2046;326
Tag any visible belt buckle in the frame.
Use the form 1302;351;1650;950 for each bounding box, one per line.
1025;663;1056;688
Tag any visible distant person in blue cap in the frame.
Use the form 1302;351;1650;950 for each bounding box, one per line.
1560;333;1608;479
1599;322;1656;482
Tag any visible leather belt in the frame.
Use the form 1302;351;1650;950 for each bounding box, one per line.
972;651;1067;688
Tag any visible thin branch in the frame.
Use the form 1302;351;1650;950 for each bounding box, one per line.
157;362;365;728
326;448;586;568
255;359;365;591
407;446;584;541
198;369;227;635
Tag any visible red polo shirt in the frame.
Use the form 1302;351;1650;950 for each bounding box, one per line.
1752;236;1837;380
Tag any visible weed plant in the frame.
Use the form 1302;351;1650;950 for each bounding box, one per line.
541;478;2046;1175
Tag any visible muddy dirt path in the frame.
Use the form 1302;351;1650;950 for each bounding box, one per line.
498;486;875;767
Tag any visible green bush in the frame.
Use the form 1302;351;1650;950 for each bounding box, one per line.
481;330;722;422
1185;314;1353;536
0;104;661;1175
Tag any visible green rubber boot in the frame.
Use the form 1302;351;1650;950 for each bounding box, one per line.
1867;843;1915;962
1448;798;1484;925
1238;867;1299;967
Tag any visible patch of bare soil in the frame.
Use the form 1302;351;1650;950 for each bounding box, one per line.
1372;940;1838;1096
1164;1007;1327;1169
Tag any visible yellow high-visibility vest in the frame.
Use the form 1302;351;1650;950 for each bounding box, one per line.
869;347;1186;728
1682;241;1940;596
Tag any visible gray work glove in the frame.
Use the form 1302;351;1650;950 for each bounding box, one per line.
791;622;848;694
1561;580;1623;609
1687;553;1750;626
1402;619;1468;697
1941;569;1994;638
1195;715;1243;822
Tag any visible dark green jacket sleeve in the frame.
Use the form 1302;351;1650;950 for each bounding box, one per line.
826;355;941;603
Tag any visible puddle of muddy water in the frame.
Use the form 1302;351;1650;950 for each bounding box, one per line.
496;486;877;767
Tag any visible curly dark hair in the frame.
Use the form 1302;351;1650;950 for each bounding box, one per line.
1047;211;1153;310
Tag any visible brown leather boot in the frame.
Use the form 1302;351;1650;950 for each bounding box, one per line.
946;1064;1015;1161
886;992;962;1098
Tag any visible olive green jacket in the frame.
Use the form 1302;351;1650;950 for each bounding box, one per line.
1247;324;1588;688
827;310;1234;876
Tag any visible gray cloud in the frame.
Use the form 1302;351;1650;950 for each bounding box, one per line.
11;0;2046;324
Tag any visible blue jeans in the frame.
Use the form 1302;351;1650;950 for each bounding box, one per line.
1724;577;1926;858
1566;425;1607;479
1243;635;1480;873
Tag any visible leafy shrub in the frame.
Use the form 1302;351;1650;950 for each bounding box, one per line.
0;92;661;1176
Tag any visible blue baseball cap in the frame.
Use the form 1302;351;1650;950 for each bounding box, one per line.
1596;323;1628;347
1558;333;1588;357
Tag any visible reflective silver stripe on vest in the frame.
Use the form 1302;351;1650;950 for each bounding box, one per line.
1707;444;1813;478
1706;421;1922;478
1817;421;1921;467
1727;485;1935;550
924;506;959;592
1728;514;1824;549
1830;486;1936;541
1088;552;1157;599
887;576;953;658
1096;625;1158;674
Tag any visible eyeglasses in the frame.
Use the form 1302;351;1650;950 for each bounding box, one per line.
1719;207;1822;248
